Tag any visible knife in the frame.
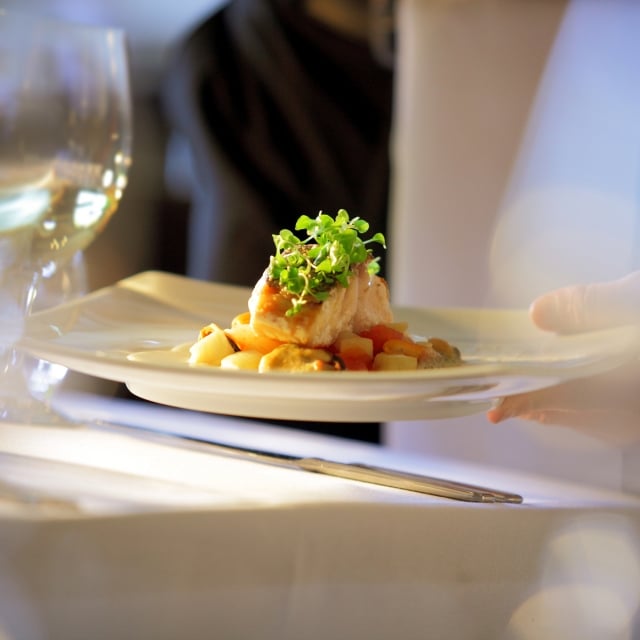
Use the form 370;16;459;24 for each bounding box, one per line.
96;422;523;504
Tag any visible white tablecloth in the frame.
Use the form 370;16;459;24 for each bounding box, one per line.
1;393;640;640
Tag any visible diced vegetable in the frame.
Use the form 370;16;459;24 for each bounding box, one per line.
225;324;283;354
382;338;428;359
231;311;251;327
331;331;374;370
358;324;406;354
372;352;418;371
337;348;372;371
220;350;262;371
333;332;374;359
189;324;235;365
191;318;462;373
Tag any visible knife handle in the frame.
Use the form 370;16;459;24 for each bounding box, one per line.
297;458;523;503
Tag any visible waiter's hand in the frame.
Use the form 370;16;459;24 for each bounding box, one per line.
487;272;640;444
528;271;640;333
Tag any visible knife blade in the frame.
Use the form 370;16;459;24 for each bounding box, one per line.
95;422;523;504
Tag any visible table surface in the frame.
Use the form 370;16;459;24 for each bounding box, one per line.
2;392;640;640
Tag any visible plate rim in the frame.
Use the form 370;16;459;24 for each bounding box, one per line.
18;270;640;416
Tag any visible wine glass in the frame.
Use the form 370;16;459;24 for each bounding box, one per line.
0;10;133;423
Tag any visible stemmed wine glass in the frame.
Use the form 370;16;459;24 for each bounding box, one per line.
0;10;133;423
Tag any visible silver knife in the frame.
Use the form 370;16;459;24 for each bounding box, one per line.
95;422;523;504
293;458;522;503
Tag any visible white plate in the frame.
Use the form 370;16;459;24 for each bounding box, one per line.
20;270;639;422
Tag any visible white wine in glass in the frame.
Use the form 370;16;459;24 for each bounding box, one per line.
0;10;133;422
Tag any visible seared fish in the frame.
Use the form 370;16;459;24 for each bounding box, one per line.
248;262;393;347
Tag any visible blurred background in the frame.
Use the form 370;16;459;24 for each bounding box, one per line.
4;0;640;490
2;0;228;290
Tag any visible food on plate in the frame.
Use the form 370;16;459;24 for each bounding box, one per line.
189;210;462;373
249;259;393;348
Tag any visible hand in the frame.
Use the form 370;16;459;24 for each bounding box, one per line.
528;271;640;333
487;272;640;443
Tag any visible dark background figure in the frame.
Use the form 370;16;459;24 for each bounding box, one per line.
163;0;394;284
162;0;395;441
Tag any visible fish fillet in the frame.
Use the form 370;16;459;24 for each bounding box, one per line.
248;262;393;347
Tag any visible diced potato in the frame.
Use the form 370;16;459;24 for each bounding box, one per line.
220;350;262;371
372;352;417;371
333;333;374;359
189;325;235;365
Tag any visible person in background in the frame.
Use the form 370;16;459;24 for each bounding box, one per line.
162;0;395;286
162;0;395;441
488;271;640;445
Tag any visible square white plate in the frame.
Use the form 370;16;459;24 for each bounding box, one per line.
19;271;638;422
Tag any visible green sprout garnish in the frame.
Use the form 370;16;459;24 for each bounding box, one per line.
268;209;386;317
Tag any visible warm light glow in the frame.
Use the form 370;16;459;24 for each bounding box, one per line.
101;169;114;189
0;422;359;510
507;515;640;639
489;1;640;307
72;190;108;228
0;190;50;232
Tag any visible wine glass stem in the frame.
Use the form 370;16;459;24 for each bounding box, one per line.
0;269;45;420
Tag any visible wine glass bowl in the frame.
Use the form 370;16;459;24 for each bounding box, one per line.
0;10;133;422
0;11;132;276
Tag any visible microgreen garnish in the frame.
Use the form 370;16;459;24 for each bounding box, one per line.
268;209;386;316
